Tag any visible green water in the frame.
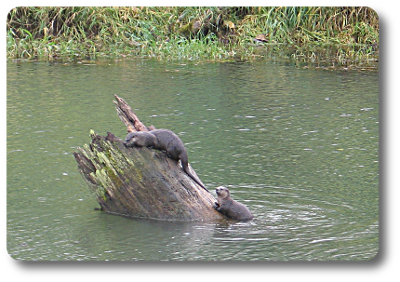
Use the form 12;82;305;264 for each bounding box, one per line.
7;59;379;261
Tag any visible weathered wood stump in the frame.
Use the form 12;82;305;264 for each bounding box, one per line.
74;95;225;221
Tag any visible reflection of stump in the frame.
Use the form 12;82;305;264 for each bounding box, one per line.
73;95;224;221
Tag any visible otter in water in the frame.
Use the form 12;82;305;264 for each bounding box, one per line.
214;186;254;221
124;129;209;192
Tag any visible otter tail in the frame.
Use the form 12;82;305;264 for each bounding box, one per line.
180;155;209;192
181;164;209;192
185;170;209;192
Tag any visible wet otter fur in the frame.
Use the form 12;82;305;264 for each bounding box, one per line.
124;129;208;192
214;186;254;221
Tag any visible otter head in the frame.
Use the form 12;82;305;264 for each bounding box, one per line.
216;186;230;200
124;131;153;147
124;132;138;147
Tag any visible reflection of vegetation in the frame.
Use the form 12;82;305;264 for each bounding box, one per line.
260;44;379;71
7;7;378;65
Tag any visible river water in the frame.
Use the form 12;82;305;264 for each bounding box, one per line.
7;58;379;261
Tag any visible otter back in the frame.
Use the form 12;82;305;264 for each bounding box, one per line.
124;129;208;192
149;129;185;161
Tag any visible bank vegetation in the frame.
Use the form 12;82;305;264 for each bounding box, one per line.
7;7;379;67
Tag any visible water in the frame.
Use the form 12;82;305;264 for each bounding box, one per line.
7;58;379;261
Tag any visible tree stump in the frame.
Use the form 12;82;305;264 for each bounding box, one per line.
73;95;225;221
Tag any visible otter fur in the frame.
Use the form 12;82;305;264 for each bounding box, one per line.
214;186;254;221
124;129;208;192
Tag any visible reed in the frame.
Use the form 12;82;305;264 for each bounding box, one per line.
7;6;379;65
237;7;378;44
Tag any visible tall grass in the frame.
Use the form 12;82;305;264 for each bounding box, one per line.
237;7;378;44
7;7;379;64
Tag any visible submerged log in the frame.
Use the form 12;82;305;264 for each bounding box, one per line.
74;95;224;221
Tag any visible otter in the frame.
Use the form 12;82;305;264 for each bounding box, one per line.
214;186;254;221
124;129;209;192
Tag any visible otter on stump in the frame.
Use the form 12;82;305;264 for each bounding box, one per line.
124;129;209;192
214;186;254;221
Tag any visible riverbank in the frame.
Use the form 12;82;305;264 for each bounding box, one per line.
7;7;379;68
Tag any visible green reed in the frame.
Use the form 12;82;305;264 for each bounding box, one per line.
7;6;379;65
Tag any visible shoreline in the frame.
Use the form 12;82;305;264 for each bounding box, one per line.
7;7;379;68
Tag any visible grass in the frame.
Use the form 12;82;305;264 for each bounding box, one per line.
7;7;379;67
